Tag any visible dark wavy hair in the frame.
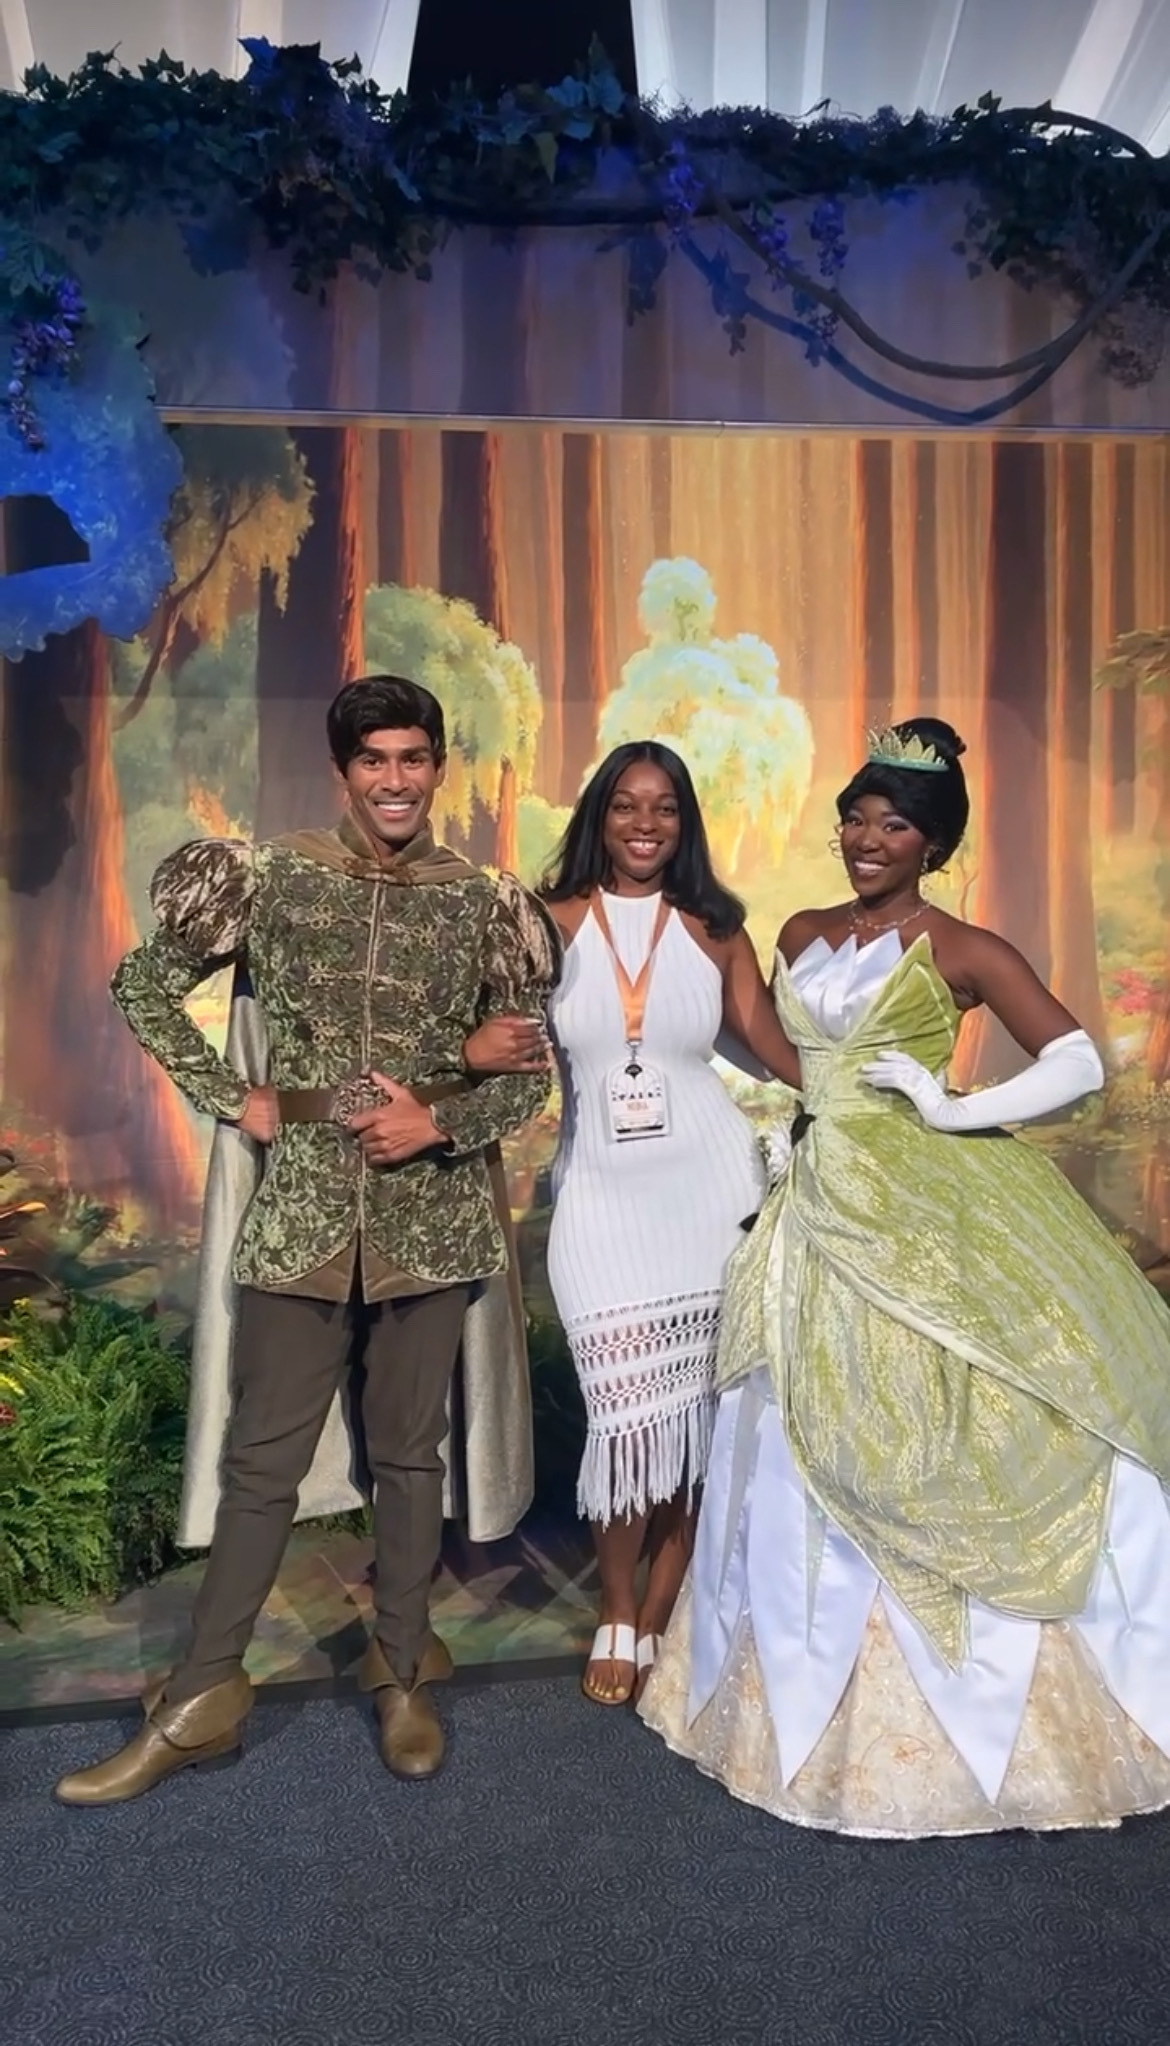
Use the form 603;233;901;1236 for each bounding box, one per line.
836;716;970;872
327;675;446;771
541;741;745;938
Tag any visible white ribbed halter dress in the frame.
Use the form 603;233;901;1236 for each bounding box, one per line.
546;892;766;1524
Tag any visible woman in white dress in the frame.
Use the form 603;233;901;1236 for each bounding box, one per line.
640;717;1170;1837
469;742;799;1707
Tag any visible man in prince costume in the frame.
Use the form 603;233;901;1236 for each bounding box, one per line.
56;676;559;1806
641;715;1170;1837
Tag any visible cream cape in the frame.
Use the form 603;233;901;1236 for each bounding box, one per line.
177;967;534;1548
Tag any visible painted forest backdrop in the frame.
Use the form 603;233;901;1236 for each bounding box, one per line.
3;424;1170;1332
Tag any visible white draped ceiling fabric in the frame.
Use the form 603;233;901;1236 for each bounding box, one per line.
5;0;1170;148
630;0;1170;150
0;1;422;94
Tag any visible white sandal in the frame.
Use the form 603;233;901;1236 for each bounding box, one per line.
581;1622;637;1706
635;1633;661;1696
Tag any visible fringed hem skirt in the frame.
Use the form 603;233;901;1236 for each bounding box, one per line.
566;1289;724;1525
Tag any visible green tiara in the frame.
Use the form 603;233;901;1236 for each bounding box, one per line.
865;725;948;773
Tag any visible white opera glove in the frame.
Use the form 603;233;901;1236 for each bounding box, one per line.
762;1117;794;1186
861;1029;1104;1133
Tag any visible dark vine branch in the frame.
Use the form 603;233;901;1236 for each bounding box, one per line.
680;240;1121;428
709;190;1170;388
1013;105;1150;158
3;43;1170;446
687;98;1168;398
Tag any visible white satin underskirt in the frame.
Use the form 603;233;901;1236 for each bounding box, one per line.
639;1369;1170;1838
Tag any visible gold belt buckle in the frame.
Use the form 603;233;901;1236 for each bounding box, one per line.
330;1075;381;1126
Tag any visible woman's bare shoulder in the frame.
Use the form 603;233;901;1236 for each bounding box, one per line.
924;907;1009;971
545;894;591;943
675;906;736;966
777;904;851;964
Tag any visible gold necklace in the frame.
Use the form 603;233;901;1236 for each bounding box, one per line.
848;897;927;938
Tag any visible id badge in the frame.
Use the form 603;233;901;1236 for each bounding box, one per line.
605;1058;670;1142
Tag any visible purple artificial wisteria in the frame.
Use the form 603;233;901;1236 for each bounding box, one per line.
5;271;86;449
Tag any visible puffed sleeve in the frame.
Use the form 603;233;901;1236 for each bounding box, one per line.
429;873;562;1159
109;839;257;1123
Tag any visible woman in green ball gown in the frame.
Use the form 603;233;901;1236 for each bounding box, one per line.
639;716;1170;1837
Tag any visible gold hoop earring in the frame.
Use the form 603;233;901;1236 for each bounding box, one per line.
828;833;843;861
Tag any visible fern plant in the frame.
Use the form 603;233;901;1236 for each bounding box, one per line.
0;1145;52;1308
0;1296;189;1622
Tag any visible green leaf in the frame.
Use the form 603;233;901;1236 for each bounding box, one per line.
534;130;558;181
388;161;421;202
547;78;587;111
586;61;624;116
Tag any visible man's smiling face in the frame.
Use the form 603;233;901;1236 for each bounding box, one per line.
339;725;444;849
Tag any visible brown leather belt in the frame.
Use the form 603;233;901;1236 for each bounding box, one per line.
276;1077;468;1127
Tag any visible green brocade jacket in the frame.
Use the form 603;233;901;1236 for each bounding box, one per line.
717;933;1170;1664
111;815;559;1298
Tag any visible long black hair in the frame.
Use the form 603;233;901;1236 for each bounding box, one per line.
541;741;746;938
836;716;970;872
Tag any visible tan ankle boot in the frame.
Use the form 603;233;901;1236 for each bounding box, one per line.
358;1634;453;1780
55;1670;253;1808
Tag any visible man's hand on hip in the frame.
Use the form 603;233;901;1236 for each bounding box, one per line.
235;1085;279;1144
350;1073;449;1166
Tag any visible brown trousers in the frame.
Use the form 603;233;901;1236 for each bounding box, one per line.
166;1282;471;1702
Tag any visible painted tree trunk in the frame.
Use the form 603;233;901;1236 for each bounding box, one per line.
561;432;607;801
254;422;366;838
1103;442;1137;837
953;442;1051;1087
254;277;367;838
893;440;940;715
495;758;518;871
530;431;565;796
851;439;895;759
438;426;512;860
2;500;202;1228
377;429;417;588
1049;443;1107;1048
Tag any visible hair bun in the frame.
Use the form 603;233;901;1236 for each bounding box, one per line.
901;716;966;765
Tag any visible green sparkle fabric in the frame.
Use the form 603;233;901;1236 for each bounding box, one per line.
716;934;1170;1663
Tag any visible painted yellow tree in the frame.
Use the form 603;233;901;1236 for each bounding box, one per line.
363;583;542;869
116;426;313;732
597;558;814;875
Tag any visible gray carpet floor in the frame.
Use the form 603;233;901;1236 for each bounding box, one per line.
4;1677;1170;2046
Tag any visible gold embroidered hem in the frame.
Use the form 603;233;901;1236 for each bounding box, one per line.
652;932;1170;1838
254;1237;455;1304
639;1583;1170;1840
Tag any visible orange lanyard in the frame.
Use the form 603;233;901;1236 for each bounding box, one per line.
591;892;671;1051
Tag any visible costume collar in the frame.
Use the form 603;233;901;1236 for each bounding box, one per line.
272;811;475;885
337;807;437;878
